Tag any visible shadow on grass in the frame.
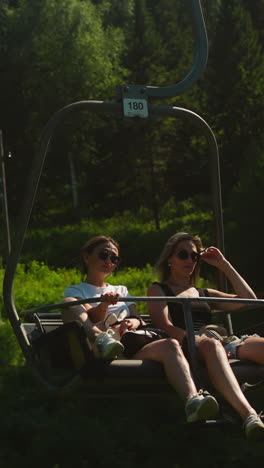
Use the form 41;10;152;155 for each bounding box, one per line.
0;367;264;468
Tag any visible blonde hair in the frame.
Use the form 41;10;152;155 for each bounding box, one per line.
155;232;203;285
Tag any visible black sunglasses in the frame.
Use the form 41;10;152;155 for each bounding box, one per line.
97;250;120;265
175;249;200;262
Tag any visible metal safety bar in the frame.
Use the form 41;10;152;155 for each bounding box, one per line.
19;295;264;318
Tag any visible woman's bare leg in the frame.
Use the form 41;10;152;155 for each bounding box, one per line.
133;338;197;399
197;337;256;420
237;337;264;364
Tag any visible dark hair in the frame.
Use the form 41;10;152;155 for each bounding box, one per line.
155;232;203;285
81;236;119;275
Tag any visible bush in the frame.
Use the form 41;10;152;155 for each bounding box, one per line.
1;261;213;318
0;262;158;317
20;209;213;269
1;261;81;318
0;320;24;367
110;264;157;313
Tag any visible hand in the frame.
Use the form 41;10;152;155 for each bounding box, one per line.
101;292;120;307
119;318;140;336
200;246;226;269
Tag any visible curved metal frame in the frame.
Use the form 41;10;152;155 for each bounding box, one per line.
146;0;208;97
118;0;208;98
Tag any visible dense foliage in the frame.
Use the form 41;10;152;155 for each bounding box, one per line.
20;206;213;268
0;257;212;318
0;261;155;317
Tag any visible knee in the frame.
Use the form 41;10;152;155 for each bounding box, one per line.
198;337;223;356
164;338;183;356
145;338;185;364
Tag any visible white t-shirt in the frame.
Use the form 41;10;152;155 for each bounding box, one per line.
64;282;134;318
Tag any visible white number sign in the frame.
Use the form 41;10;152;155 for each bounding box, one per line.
123;98;148;118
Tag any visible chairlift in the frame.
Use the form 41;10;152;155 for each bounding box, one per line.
1;0;264;416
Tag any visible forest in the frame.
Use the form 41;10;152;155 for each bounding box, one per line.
1;0;264;291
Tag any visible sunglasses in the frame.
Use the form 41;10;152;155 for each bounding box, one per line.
97;250;120;265
175;249;200;262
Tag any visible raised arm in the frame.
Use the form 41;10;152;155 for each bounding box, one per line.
63;293;119;333
147;283;186;344
201;247;256;310
86;293;121;323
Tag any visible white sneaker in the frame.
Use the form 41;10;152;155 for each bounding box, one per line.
104;309;129;340
104;313;118;329
94;329;124;359
103;313;121;340
185;390;219;422
243;413;264;441
104;309;129;329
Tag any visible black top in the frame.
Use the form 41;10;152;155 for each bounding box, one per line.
153;282;212;332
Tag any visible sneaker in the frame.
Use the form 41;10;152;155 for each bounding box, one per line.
185;390;219;422
243;413;264;441
104;309;129;329
104;313;118;329
94;329;124;359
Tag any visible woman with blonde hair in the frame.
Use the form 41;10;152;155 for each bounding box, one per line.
148;232;264;440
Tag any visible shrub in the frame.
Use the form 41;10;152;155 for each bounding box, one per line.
20;209;213;269
0;320;25;367
0;262;158;317
1;261;81;317
110;264;157;313
1;261;213;318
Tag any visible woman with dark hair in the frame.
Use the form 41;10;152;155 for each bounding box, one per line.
63;235;220;424
63;235;140;359
147;232;264;440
